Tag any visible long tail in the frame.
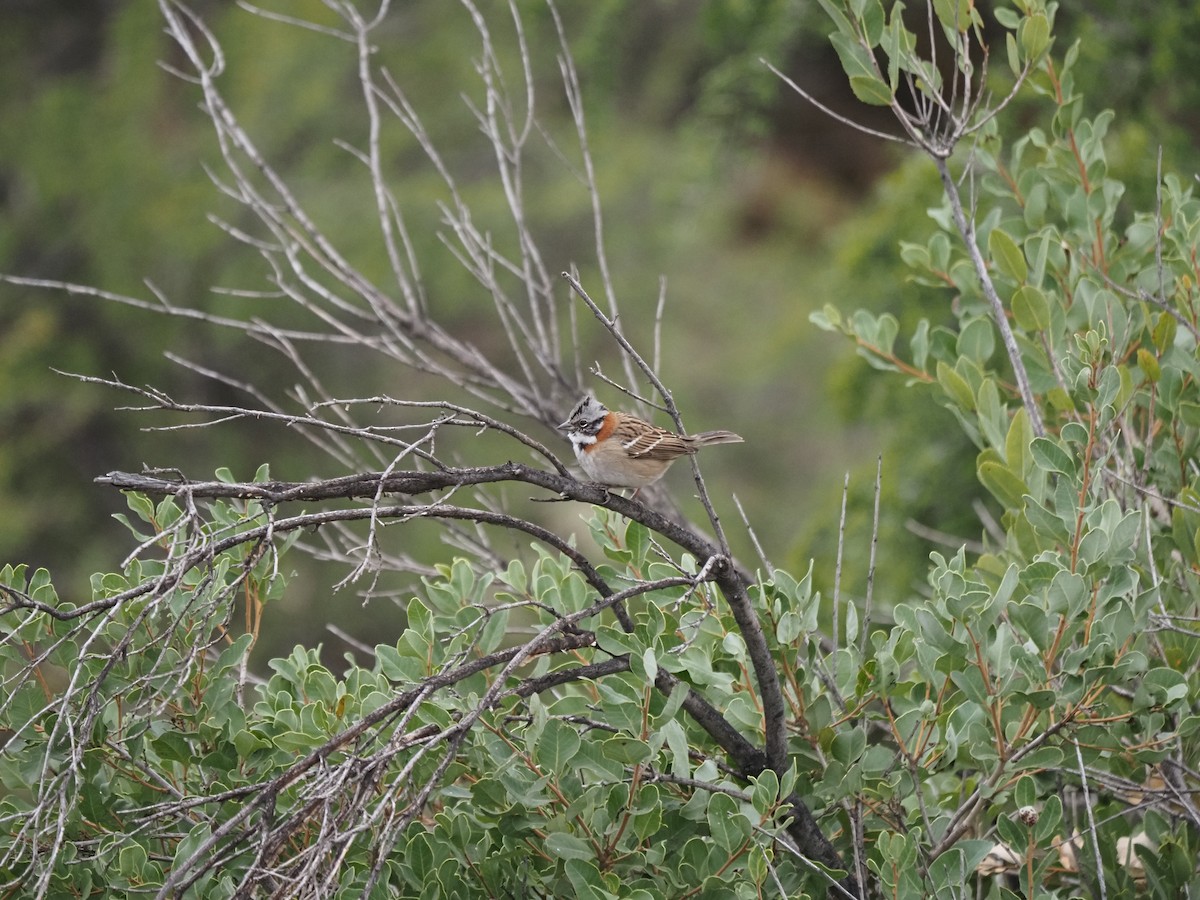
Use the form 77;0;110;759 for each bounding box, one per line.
690;430;744;447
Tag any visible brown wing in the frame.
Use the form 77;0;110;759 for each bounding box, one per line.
613;418;696;461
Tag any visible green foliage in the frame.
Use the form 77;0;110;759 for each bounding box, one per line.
3;2;1200;897
0;504;822;896
1;472;296;897
808;0;1200;893
801;0;1200;609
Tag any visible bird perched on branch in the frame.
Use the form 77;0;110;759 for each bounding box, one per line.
559;395;743;490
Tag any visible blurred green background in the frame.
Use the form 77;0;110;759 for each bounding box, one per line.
3;0;1198;662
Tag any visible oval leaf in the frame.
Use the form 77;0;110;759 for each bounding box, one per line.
978;460;1029;509
1030;437;1076;477
1012;285;1050;331
544;831;593;861
1136;347;1161;383
707;792;749;852
1020;12;1051;62
849;74;894;106
937;360;976;411
988;228;1028;283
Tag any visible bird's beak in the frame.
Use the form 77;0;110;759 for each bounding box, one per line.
557;418;571;431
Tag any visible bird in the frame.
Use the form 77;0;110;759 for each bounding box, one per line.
558;395;743;490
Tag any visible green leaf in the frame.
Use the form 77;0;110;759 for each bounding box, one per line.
1134;668;1189;710
875;312;899;355
1030;437;1076;477
958;317;996;363
1061;421;1089;446
545;831;593;861
860;0;886;46
1014;774;1036;807
1014;746;1064;770
658;680;689;723
1011;285;1050;331
911;318;931;370
976;378;1006;452
625;520;650;566
988;228;1028;282
233;729;271;756
849;74;894;106
749;769;780;815
978;460;1028;509
747;844;771;884
993;563;1020;607
1005;407;1032;479
1046;387;1073;412
932;842;995;887
899;241;930;269
932;0;972;32
1022;497;1071;543
993;7;1019;28
173;822;212;872
375;643;424;683
1009;602;1051;651
937;360;976;411
830;727;866;765
603;736;653;766
1011;690;1057;711
707;792;749;852
995;815;1027;856
1137;347;1161;383
815;0;855;38
117;841;148;878
1178;401;1200;428
639;647;658;683
477;607;509;655
1095;365;1121;411
535;720;582;771
950;667;989;707
499;557;527;594
829;32;877;81
594;623;640;657
811;303;843;331
1019;12;1051;61
150;730;193;764
660;719;691;777
1153;312;1177;353
1034;795;1063;844
1005;32;1021;77
125;491;156;525
631;786;663;842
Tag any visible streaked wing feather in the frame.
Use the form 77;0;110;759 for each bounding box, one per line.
616;422;694;460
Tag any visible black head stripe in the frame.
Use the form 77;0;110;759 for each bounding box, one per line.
568;398;590;420
566;395;607;433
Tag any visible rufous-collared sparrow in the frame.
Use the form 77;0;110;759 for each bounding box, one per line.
559;395;743;490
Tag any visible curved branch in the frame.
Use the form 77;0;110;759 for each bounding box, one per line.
96;464;751;585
